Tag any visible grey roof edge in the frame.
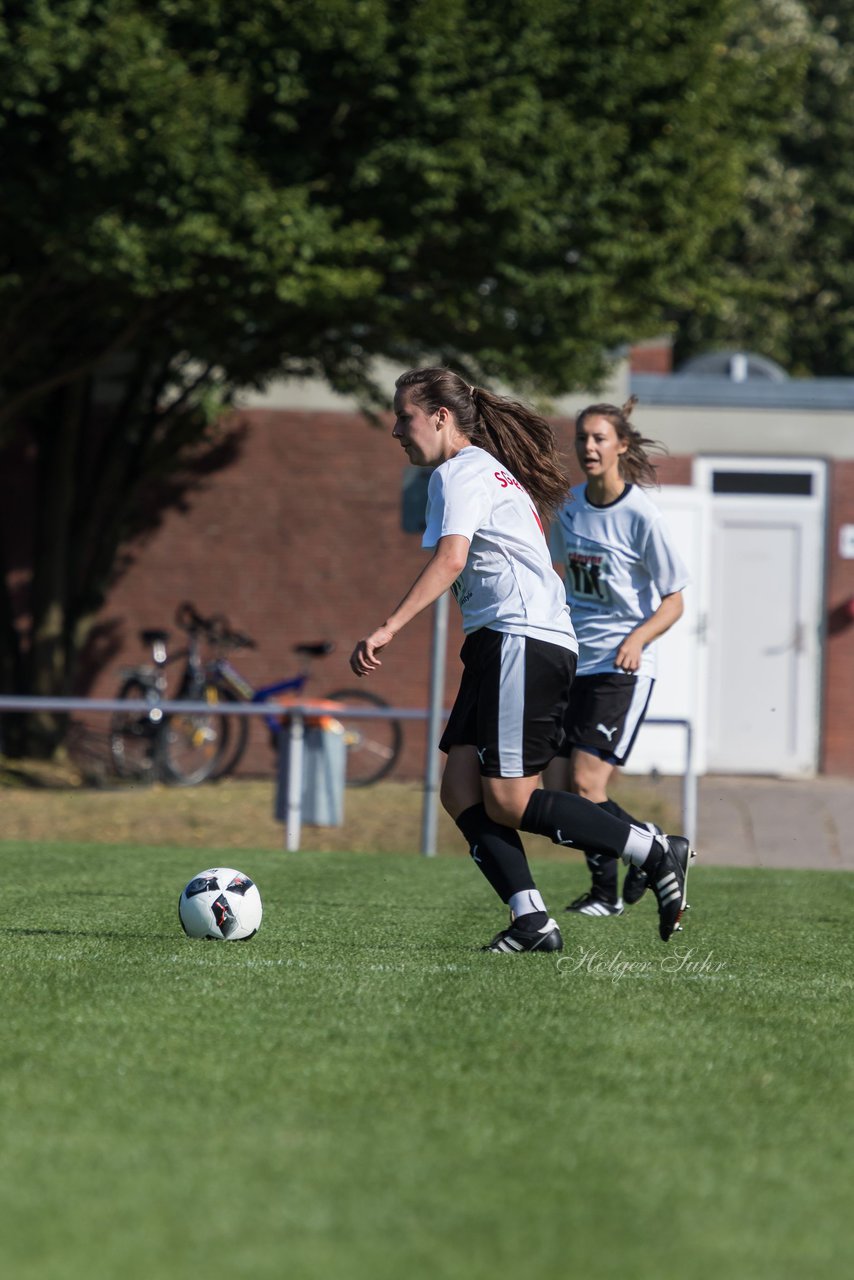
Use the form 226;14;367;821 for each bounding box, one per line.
631;374;854;410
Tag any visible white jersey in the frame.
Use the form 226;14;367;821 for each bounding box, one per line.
422;446;577;652
549;483;688;676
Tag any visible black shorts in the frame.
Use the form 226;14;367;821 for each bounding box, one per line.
555;671;654;766
439;628;577;778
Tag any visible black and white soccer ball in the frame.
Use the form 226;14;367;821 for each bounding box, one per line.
178;867;263;941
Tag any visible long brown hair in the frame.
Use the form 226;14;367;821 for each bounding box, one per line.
395;367;571;517
575;396;665;487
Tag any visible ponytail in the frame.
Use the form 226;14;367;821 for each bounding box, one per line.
395;367;571;517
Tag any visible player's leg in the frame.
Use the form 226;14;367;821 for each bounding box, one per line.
500;663;692;942
587;673;658;906
445;629;569;952
441;744;530;905
482;657;653;867
517;778;693;941
558;672;658;909
439;632;556;940
543;674;623;912
563;749;624;915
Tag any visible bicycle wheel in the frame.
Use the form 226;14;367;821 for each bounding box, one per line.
161;684;232;786
323;688;403;787
109;677;162;782
206;685;250;780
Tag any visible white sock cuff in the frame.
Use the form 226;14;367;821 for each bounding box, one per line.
621;825;655;867
508;888;547;918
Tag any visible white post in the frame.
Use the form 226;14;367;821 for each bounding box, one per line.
420;591;449;856
285;712;305;852
682;720;698;848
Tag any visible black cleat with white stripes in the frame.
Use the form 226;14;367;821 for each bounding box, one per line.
644;835;696;941
484;916;564;953
564;891;624;917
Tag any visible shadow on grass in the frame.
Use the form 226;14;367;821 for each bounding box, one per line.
7;927;178;941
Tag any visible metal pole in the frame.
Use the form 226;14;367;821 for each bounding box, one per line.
285;712;305;852
682;720;698;848
420;591;449;856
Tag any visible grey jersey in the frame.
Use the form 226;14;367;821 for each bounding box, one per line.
549;483;688;676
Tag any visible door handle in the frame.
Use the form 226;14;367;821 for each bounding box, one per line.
765;622;806;656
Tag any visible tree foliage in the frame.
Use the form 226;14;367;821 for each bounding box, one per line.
0;0;799;748
673;0;854;375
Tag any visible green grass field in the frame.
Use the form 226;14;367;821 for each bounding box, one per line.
1;838;851;1280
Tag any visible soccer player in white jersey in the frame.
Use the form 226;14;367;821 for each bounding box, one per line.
545;397;689;917
349;368;694;953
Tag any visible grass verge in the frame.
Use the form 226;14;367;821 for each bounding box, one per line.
0;771;680;854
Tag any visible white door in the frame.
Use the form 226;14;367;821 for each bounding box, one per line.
694;457;826;776
621;486;709;777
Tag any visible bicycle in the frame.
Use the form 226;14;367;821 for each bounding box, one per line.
109;608;231;786
109;603;403;788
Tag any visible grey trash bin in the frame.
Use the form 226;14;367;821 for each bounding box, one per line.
275;719;346;827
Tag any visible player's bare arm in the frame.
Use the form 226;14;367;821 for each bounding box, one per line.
615;591;684;672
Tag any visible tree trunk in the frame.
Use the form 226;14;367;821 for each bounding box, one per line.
25;385;86;755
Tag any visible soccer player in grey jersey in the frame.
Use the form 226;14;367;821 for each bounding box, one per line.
350;369;694;952
546;397;689;916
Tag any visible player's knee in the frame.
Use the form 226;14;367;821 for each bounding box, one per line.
570;774;596;801
569;758;609;804
440;772;469;819
483;793;524;829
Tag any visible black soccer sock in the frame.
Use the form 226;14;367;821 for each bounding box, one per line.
599;797;639;827
587;799;645;897
520;789;642;860
455;803;536;904
585;807;621;898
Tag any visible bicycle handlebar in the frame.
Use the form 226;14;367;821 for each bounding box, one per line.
175;601;207;632
175;601;256;651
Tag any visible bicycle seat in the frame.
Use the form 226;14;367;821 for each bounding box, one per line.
293;641;335;658
141;629;170;646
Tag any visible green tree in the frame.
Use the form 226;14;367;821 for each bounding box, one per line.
0;0;799;753
673;0;854;376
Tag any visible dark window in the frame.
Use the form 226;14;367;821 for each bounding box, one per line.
712;471;813;496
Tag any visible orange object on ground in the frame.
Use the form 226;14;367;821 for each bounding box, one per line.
274;694;345;733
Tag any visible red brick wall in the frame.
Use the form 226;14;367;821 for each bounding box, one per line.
822;460;854;775
88;408;450;777
80;411;708;779
40;408;854;780
629;342;674;374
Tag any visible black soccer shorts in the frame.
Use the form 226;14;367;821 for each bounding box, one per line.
554;670;655;766
439;627;577;777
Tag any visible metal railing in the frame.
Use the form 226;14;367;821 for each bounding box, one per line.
0;696;697;854
634;717;697;848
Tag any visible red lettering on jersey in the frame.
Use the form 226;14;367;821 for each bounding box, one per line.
494;469;524;491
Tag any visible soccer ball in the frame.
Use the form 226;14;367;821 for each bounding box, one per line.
178;867;263;941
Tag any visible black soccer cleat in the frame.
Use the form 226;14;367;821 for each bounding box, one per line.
622;864;649;906
644;835;696;942
564;891;624;917
484;916;564;953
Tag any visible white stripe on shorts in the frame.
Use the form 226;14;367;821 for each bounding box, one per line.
613;673;654;761
498;633;526;777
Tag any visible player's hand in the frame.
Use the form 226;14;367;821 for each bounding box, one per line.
349;624;395;676
614;635;643;673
